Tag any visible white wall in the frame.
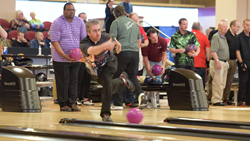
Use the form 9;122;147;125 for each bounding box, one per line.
198;15;216;34
16;1;198;31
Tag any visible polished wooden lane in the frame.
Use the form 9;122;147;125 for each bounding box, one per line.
0;98;249;140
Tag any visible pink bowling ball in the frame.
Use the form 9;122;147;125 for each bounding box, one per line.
126;108;144;124
152;65;163;76
69;48;82;61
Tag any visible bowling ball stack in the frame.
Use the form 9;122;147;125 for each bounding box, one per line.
69;48;82;61
186;44;196;53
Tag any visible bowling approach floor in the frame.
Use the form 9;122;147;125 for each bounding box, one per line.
0;98;250;140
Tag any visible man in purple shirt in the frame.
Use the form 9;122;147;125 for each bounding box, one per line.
50;3;87;112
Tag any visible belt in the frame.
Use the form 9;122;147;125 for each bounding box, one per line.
211;58;227;62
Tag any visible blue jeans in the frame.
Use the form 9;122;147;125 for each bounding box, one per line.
18;25;28;34
146;60;162;76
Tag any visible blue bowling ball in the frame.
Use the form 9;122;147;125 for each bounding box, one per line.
154;76;162;84
144;76;153;84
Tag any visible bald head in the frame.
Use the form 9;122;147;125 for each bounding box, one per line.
218;19;228;35
192;22;201;30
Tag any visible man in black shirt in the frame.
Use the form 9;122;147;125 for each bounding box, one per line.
12;32;28;47
222;20;240;104
235;19;250;106
80;19;135;122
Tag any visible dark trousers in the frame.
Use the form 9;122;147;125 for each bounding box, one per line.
237;62;250;104
176;65;194;71
97;56;125;116
0;60;2;74
77;63;91;100
53;61;81;107
195;67;206;89
113;51;144;106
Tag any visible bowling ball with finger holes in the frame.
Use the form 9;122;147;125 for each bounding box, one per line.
144;76;153;84
164;75;169;82
36;73;47;82
126;108;144;124
69;48;82;61
186;44;196;53
153;76;162;84
152;65;163;76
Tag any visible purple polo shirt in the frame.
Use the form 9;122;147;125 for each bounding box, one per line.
50;15;87;62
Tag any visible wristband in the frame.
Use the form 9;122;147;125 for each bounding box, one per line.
240;62;247;69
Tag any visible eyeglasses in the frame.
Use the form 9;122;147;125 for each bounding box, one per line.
66;9;76;12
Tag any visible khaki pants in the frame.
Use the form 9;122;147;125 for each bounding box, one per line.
209;60;229;103
52;77;57;100
223;60;237;100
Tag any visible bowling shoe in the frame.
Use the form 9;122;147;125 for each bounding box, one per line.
70;104;81;111
83;100;94;106
138;93;147;109
76;100;83;106
102;113;113;122
125;103;137;108
237;102;246;107
212;102;227;106
60;106;72;112
120;72;135;92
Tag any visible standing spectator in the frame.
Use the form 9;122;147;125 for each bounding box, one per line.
11;10;30;33
0;26;7;74
50;3;87;112
11;32;28;47
44;31;51;48
129;12;149;75
119;0;133;16
30;32;47;48
29;12;44;32
235;19;250;106
209;19;229;106
206;28;212;38
110;5;147;109
223;20;240;105
78;12;87;23
105;0;115;33
169;18;200;71
191;22;210;89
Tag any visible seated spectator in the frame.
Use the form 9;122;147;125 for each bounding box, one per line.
44;31;51;48
29;12;44;32
78;12;87;23
30;32;47;48
11;10;30;33
12;32;28;47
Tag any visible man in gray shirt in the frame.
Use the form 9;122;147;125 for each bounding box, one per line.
110;5;146;109
208;19;229;106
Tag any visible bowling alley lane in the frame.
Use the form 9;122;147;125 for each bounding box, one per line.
0;99;249;140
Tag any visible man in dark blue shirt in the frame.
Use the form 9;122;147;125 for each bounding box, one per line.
119;0;133;16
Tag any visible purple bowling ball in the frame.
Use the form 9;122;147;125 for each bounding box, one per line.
152;65;163;76
69;48;82;61
186;44;196;53
126;108;143;124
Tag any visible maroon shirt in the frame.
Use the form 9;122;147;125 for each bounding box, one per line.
141;36;168;62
